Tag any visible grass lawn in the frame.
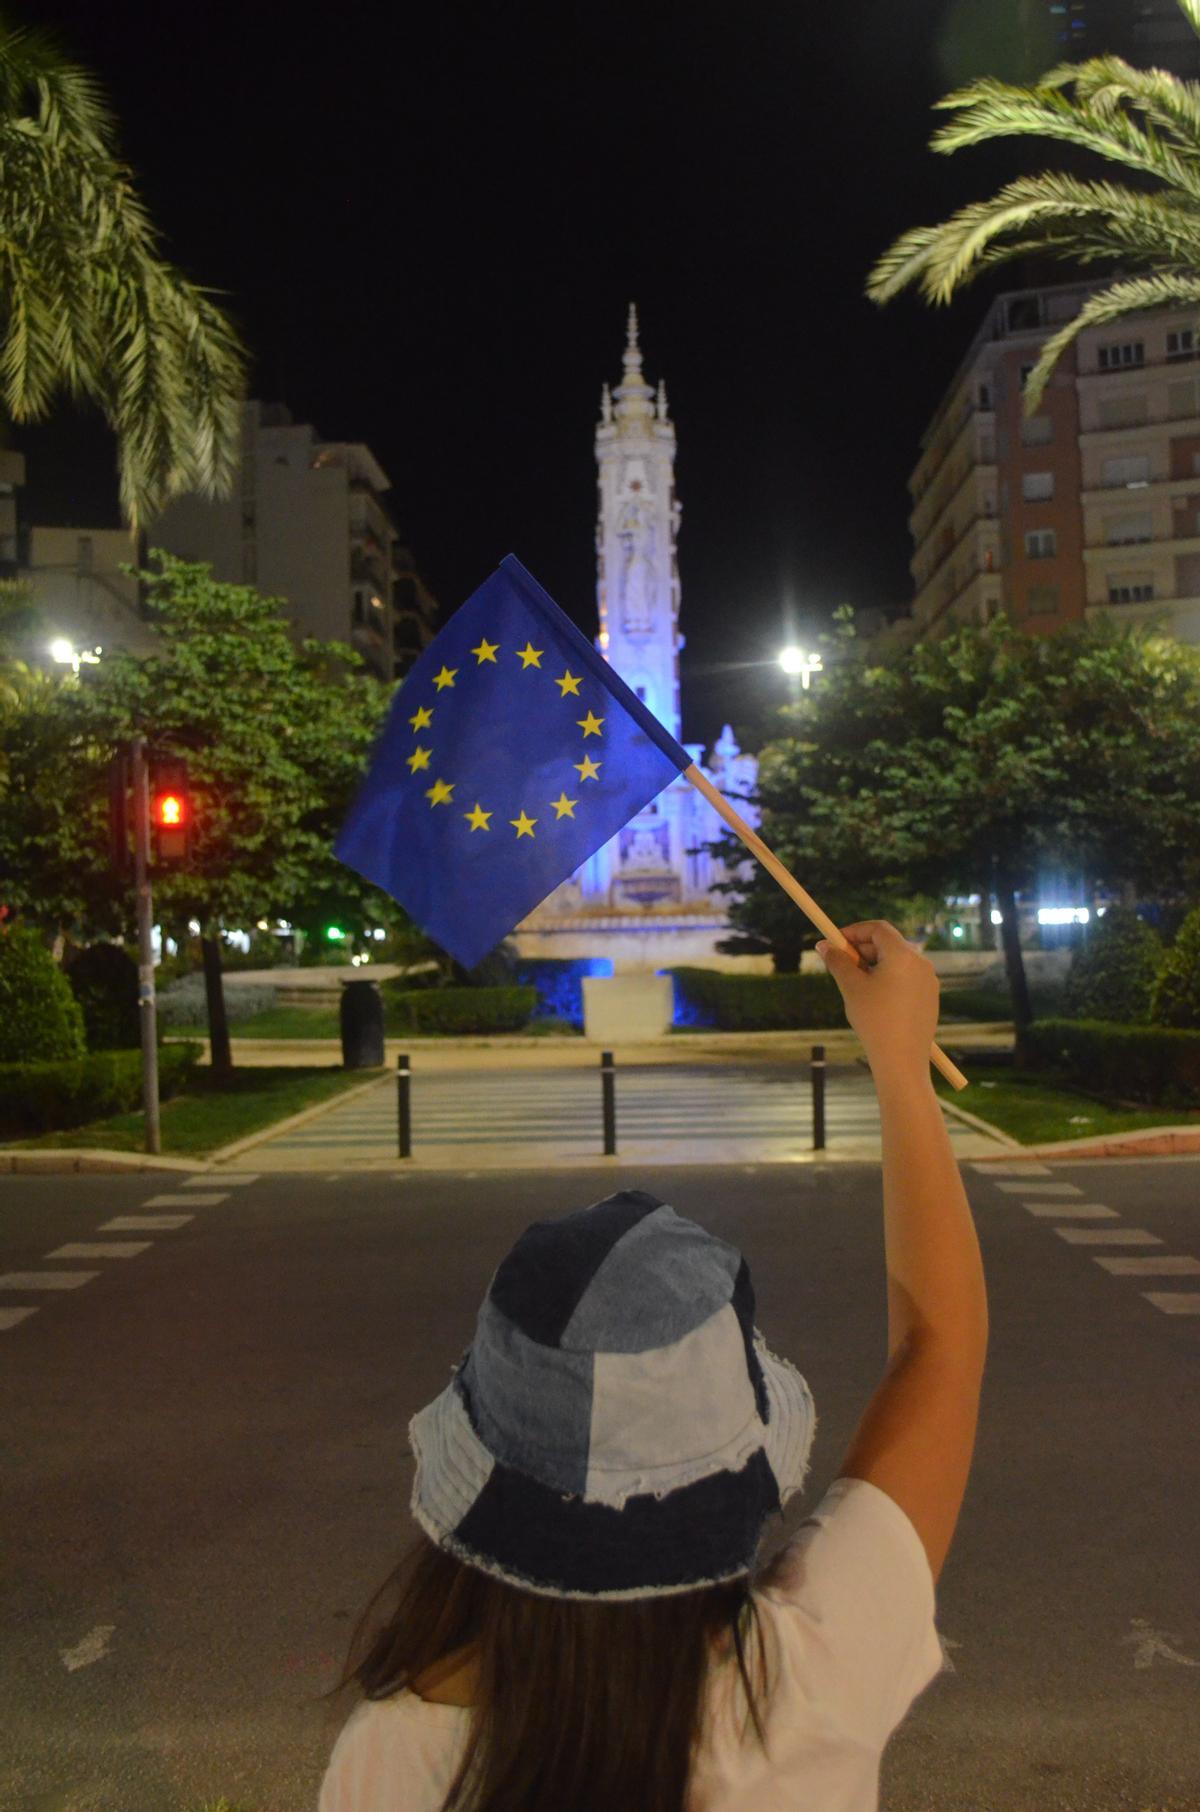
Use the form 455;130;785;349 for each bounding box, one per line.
12;1064;372;1156
936;1063;1200;1146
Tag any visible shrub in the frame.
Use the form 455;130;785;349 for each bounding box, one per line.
512;957;614;1028
1061;907;1162;1024
66;942;141;1050
157;976;277;1029
666;967;844;1031
382;983;537;1035
1017;1018;1200;1109
0;1042;203;1138
0;926;86;1063
1151;906;1200;1030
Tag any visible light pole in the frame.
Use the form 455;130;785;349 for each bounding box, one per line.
778;645;823;702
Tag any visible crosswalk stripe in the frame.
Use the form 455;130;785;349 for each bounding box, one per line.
97;1215;192;1231
1142;1292;1200;1314
994;1181;1083;1196
1054;1228;1163;1246
1024;1204;1118;1218
0;1307;38;1331
182;1174;258;1186
141;1193;227;1207
973;1161;1052;1176
45;1243;152;1259
1095;1256;1200;1275
0;1271;99;1290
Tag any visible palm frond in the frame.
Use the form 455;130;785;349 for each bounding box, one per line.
1039;53;1200;158
930;76;1200;201
868;171;1200;305
1020;271;1200;412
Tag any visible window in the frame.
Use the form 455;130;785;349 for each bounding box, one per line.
1167;328;1195;361
1098;341;1144;370
1168;378;1199;418
1107;577;1155;603
1097;393;1148;429
1019;361;1036;385
1022;471;1054;501
1025;529;1057;558
1026;585;1059;616
1021;414;1053;446
978;382;992;410
1104;511;1153;545
1101;453;1151;487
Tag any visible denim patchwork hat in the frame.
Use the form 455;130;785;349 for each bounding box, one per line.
409;1189;816;1600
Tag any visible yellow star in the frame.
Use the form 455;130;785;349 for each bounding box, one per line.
574;756;602;782
510;809;537;838
471;638;499;664
516;642;544;669
551;792;577;819
464;802;492;831
555;669;582;697
408;704;433;731
426;778;455;806
433;666;458;691
577;710;604;738
406;745;432;772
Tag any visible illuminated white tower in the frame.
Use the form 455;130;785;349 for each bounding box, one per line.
595;304;683;740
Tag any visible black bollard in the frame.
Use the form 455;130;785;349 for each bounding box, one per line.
397;1051;412;1159
811;1044;826;1152
601;1049;617;1155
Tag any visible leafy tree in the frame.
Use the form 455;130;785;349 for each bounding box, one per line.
714;616;1200;1027
0;21;245;524
868;0;1200;411
0;922;85;1061
1061;905;1163;1023
1151;906;1200;1028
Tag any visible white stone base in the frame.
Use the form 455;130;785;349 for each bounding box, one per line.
512;912;772;974
582;973;674;1042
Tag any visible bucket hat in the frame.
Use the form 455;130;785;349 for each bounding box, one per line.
409;1188;816;1600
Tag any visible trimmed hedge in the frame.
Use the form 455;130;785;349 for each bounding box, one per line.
382;983;537;1035
1062;907;1162;1025
66;942;141;1050
1017;1018;1200;1109
0;1042;204;1138
512;957;613;1028
0;927;86;1063
1151;905;1200;1029
667;967;845;1032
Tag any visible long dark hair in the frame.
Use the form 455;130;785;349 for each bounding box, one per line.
324;1533;778;1812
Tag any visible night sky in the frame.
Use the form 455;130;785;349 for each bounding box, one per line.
17;1;1134;741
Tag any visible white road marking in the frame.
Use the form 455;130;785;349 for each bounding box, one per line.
1095;1256;1200;1276
995;1181;1083;1196
141;1192;226;1207
0;1271;99;1290
45;1242;152;1260
61;1625;115;1672
1024;1203;1118;1218
1054;1228;1163;1246
97;1215;192;1232
1142;1292;1200;1315
1122;1619;1200;1669
183;1173;257;1186
0;1307;38;1330
973;1161;1052;1176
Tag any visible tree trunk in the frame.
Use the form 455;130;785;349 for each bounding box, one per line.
201;933;233;1076
978;873;996;950
996;875;1033;1032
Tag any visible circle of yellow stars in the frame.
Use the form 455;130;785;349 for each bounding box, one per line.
404;635;606;837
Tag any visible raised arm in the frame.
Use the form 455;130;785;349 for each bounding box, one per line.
817;922;989;1585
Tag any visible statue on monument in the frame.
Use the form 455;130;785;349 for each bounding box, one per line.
616;497;656;634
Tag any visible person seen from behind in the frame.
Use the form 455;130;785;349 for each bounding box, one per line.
318;921;989;1811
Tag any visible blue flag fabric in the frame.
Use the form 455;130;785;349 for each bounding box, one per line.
335;555;693;967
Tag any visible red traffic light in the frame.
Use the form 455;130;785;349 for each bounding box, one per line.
151;762;191;862
155;792;186;828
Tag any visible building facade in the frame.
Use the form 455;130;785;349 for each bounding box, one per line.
907;280;1200;646
515;309;760;970
152;401;436;680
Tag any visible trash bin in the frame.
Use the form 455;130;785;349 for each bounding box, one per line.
340;978;385;1069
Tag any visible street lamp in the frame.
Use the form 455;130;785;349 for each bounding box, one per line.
47;639;101;674
778;645;823;689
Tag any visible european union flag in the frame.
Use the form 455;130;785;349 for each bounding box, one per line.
335;555;692;967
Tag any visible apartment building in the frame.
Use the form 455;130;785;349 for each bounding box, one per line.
153;401;436;680
908;280;1200;646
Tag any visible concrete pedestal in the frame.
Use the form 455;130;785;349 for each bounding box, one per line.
582;973;673;1043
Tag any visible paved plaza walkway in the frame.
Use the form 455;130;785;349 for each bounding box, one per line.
222;1057;1010;1169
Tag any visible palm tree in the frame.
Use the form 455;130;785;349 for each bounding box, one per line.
0;20;246;527
867;0;1200;412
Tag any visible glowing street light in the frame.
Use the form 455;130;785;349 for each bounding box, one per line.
47;639;102;674
778;646;823;688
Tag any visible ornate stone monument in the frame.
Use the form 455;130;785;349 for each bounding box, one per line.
515;307;760;972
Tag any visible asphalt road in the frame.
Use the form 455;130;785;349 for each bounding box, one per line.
2;1159;1198;1812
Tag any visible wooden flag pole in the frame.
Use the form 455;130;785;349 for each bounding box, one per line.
683;765;969;1092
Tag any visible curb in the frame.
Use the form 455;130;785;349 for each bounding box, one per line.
935;1095;1023;1150
972;1124;1200;1161
206;1069;390;1165
0;1148;199;1175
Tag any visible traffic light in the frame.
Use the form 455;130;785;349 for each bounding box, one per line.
151;761;191;863
108;751;132;876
